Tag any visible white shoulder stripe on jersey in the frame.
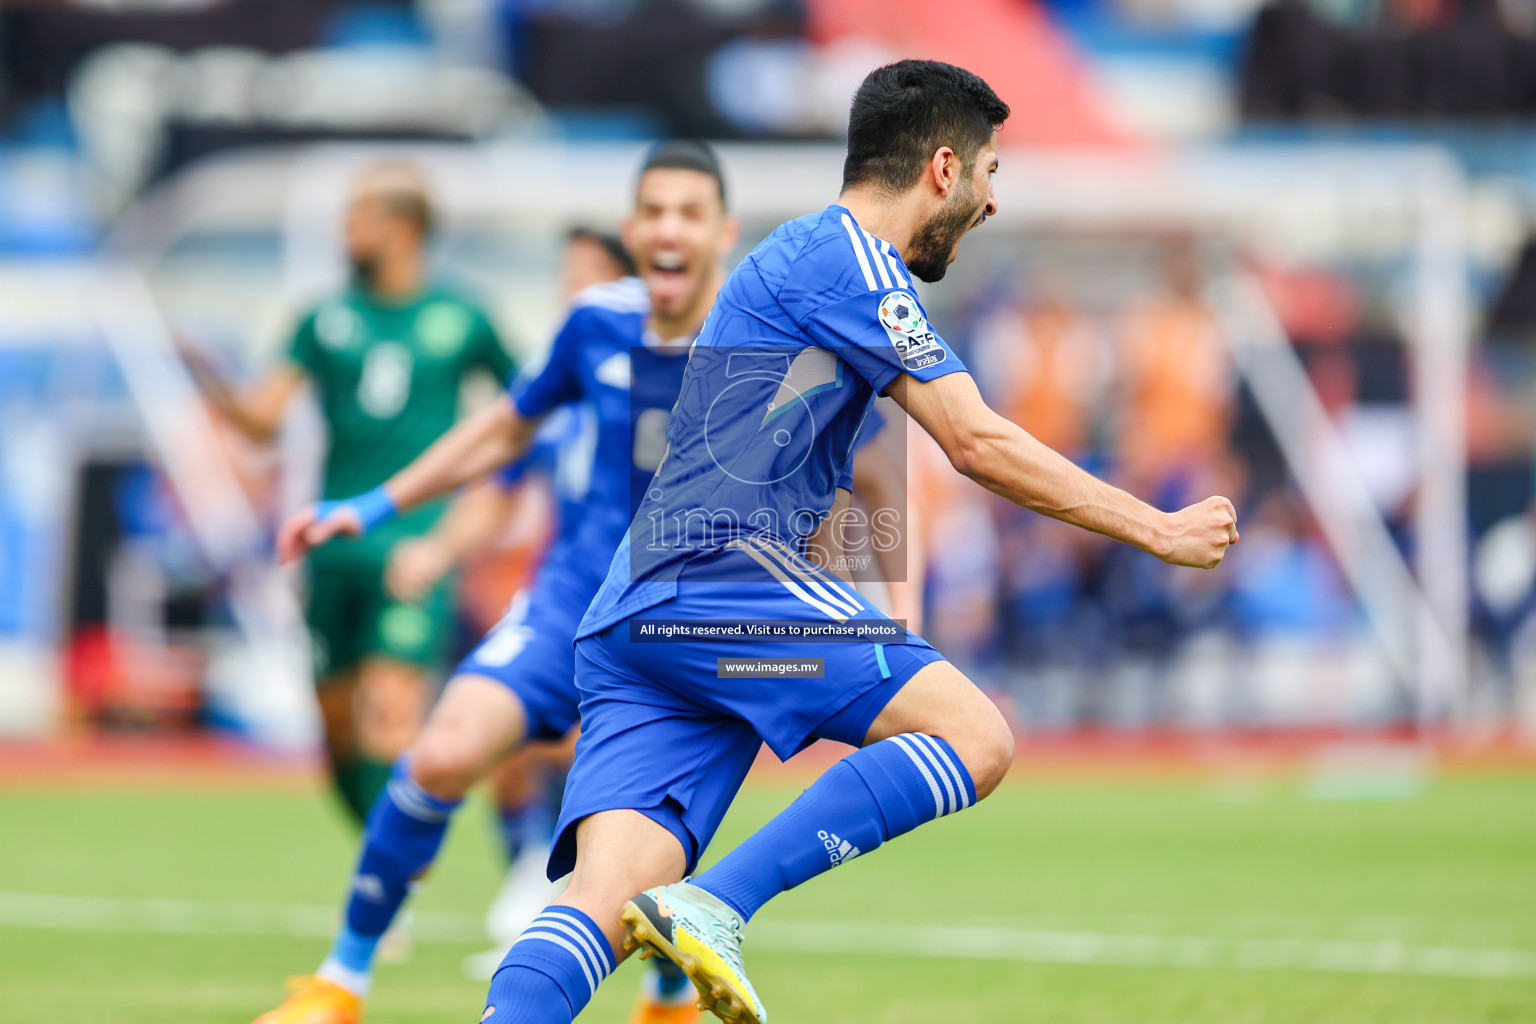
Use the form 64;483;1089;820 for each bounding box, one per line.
572;275;649;314
839;214;878;291
861;229;894;289
877;239;910;288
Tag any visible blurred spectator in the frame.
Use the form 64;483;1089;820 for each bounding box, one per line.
1229;492;1352;635
1240;0;1536;120
972;272;1111;457
1115;241;1233;488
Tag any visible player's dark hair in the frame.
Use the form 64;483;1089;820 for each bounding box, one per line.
567;226;636;275
638;139;728;208
842;60;1009;195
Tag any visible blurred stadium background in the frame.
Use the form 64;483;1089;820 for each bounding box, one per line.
2;0;1535;1021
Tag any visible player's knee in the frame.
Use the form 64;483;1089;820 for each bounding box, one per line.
950;708;1013;801
408;731;481;801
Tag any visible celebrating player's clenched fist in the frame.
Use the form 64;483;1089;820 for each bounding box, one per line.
1158;495;1239;570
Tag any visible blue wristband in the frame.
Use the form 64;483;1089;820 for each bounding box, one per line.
315;486;397;535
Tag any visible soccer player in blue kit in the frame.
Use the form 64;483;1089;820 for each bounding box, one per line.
473;61;1241;1024
253;141;738;1024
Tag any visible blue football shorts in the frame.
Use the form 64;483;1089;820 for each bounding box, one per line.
549;539;945;878
450;559;600;743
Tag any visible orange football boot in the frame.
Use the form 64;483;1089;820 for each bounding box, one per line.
251;975;362;1024
628;993;704;1024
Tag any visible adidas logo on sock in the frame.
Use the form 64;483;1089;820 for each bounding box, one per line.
817;829;861;867
354;874;386;902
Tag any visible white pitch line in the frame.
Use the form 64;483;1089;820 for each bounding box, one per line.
747;921;1536;981
0;891;481;944
0;892;1532;981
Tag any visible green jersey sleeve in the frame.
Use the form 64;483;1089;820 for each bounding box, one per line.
470;307;517;385
285;309;323;377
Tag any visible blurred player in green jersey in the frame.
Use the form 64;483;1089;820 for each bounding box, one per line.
193;161;517;825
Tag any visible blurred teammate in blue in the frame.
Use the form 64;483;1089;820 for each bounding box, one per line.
253;142;738;1024
381;230;633;973
470;60;1232;1024
386;406;593;978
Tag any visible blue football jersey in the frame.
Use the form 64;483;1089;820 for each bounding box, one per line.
494;402;598;546
509;277;691;584
580;204;967;637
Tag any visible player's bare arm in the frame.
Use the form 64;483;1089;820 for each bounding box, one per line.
888;370;1238;569
385;479;515;601
187;355;305;445
277;396;540;564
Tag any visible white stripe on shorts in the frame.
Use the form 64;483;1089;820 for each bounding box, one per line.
729;540;850;622
745;536;862;617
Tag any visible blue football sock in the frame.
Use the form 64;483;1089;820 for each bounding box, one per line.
316;759;460;995
694;733;975;922
482;905;616;1024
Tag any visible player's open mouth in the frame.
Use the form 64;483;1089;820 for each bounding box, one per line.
650;251;689;280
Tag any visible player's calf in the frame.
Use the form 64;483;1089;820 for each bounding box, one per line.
673;664;1011;942
690;729;979;930
314;759;461;998
479;810;688;1024
408;731;488;802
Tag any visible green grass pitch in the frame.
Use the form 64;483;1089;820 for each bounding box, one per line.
1;769;1534;1023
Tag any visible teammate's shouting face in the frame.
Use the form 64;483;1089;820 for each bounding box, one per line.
624;159;738;333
